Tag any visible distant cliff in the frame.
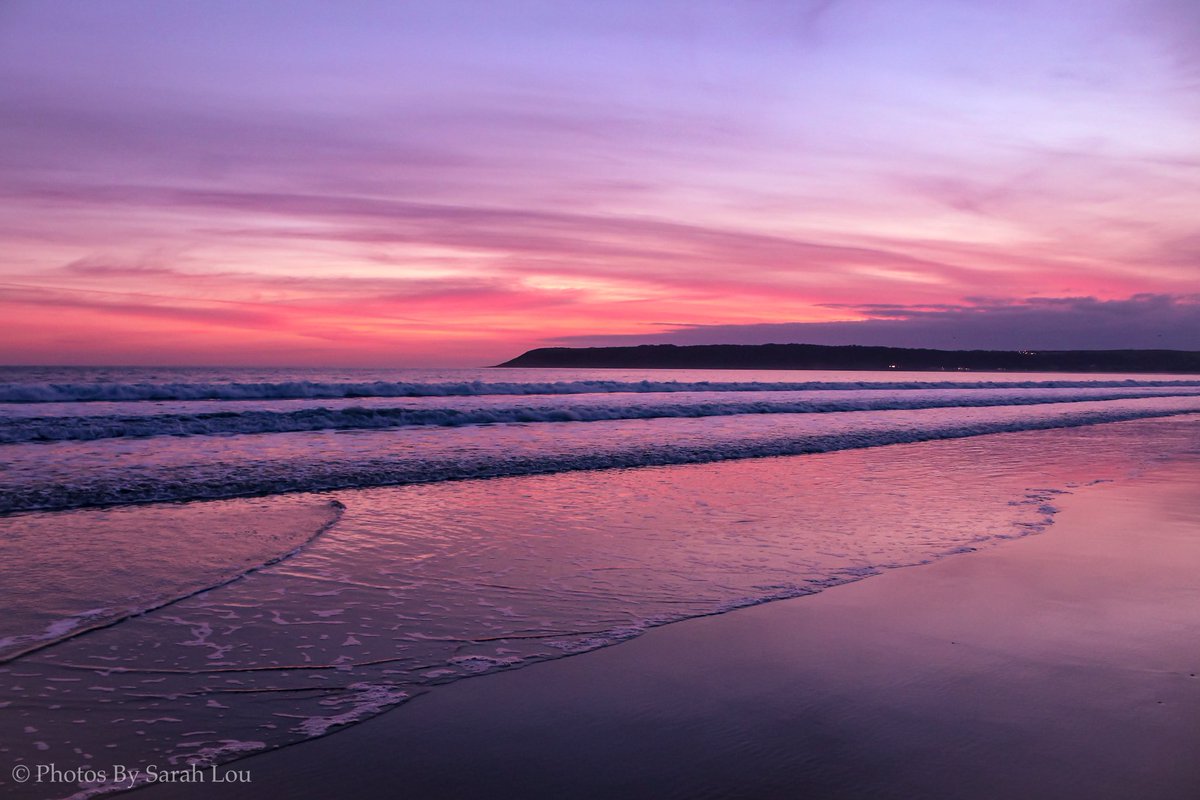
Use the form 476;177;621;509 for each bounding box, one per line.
496;344;1200;373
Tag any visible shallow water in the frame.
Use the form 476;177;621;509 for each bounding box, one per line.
0;499;341;664
2;367;1198;798
1;414;1198;799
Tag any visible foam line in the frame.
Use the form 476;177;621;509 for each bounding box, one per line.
3;405;1195;514
5;389;1198;443
3;377;1199;403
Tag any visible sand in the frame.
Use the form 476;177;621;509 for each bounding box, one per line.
143;456;1200;800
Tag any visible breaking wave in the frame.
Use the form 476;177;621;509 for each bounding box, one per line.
5;389;1200;443
4;377;1200;404
4;403;1197;514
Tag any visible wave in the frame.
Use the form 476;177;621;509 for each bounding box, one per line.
4;404;1195;514
5;389;1200;443
0;501;344;664
3;377;1200;403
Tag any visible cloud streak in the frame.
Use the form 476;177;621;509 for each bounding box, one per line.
558;295;1200;351
1;1;1198;364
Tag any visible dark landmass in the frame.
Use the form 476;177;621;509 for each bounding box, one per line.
497;344;1200;373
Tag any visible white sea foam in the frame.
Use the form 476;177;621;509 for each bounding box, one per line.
3;377;1199;403
4;388;1200;443
3;401;1197;513
291;683;411;737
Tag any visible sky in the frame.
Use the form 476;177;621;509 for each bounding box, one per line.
1;0;1197;366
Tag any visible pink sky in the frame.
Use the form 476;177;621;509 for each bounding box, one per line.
1;1;1197;366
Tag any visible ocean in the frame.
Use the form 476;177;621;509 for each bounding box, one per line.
2;365;1199;798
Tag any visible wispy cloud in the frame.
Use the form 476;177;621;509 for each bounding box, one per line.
1;1;1198;364
557;295;1200;351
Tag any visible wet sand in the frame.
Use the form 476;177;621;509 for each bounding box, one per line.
145;456;1200;800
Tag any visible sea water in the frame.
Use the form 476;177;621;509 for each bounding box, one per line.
1;366;1198;798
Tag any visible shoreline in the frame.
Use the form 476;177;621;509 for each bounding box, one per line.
141;449;1200;800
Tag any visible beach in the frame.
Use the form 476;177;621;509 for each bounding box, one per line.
2;369;1198;800
7;4;1200;796
7;2;1200;796
138;451;1200;800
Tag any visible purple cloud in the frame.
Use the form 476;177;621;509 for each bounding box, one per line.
555;295;1200;350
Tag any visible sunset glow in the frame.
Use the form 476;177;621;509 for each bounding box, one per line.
1;0;1198;365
